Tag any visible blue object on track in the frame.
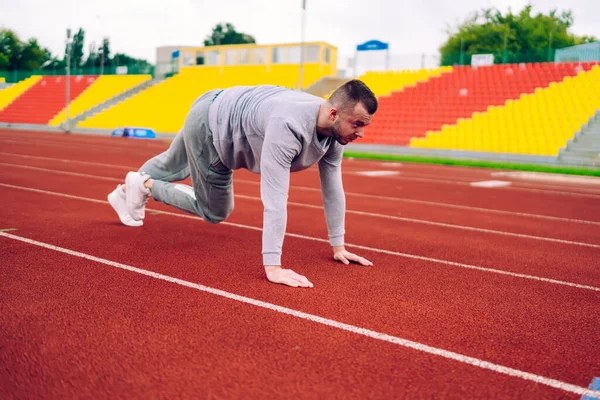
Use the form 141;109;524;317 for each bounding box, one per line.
112;127;156;139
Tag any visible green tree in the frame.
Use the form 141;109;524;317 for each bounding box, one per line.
99;37;111;67
66;28;85;68
112;52;152;72
0;29;23;70
203;23;256;46
0;53;8;69
17;38;50;70
0;29;52;71
439;5;597;65
0;26;152;77
112;52;147;66
83;41;99;69
43;56;66;70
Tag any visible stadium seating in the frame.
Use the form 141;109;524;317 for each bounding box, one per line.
410;64;600;155
0;75;97;124
3;60;596;159
0;75;42;111
79;64;332;133
355;67;452;97
48;75;152;126
363;62;592;146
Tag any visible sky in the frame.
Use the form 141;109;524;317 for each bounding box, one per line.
1;0;599;72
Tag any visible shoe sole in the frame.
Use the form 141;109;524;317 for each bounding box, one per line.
108;189;143;227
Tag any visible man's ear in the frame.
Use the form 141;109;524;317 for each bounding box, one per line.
329;107;339;122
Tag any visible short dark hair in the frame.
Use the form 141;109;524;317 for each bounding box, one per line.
329;79;378;115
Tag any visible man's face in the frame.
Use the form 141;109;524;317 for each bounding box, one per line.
330;102;374;145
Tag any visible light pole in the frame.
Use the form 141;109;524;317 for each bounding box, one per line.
298;0;307;90
65;28;72;133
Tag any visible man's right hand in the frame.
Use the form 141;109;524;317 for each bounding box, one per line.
264;266;314;288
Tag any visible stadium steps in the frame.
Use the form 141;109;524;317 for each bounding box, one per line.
0;76;97;124
49;75;152;128
304;77;349;98
71;77;162;129
558;111;600;166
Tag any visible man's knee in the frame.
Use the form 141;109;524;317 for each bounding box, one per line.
205;207;233;224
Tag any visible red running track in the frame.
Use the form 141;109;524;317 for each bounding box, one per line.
1;129;600;399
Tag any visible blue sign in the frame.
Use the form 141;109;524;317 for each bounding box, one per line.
111;128;125;137
172;50;180;59
112;127;156;139
582;378;600;400
356;40;389;52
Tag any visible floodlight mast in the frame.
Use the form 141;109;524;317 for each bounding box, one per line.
65;28;72;132
298;0;307;90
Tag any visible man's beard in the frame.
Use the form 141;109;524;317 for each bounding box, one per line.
330;120;346;145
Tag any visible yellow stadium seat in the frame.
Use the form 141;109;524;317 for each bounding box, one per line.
79;63;333;133
0;75;42;111
411;65;600;156
49;75;151;126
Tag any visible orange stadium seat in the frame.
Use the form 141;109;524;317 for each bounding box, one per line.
0;76;98;124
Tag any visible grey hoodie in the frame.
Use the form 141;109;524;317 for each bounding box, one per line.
208;85;345;266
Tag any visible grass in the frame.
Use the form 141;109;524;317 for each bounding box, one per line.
343;151;600;177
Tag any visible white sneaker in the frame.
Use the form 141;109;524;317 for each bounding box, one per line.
107;185;143;227
125;171;151;221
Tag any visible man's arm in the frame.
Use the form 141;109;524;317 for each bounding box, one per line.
318;144;373;267
318;143;346;247
260;118;313;287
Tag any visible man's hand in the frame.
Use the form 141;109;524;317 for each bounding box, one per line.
264;266;314;288
332;245;373;266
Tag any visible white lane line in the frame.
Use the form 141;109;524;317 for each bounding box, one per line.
0;151;135;170
343;163;600;194
341;171;600;198
492;171;600;186
362;166;600;193
243;180;600;227
495;185;600;198
338;167;600;197
241;195;600;250
0;138;135;153
2;182;599;293
351;170;401;177
0;146;600;198
0;137;167;152
1;231;599;399
508;181;600;194
470;180;512;188
0;162;123;182
3;162;599;249
2;152;599;226
3;137;599;195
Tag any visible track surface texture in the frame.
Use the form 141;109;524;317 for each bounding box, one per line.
1;129;599;399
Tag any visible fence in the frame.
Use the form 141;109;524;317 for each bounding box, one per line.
2;46;599;84
0;63;154;84
441;48;600;66
341;47;600;78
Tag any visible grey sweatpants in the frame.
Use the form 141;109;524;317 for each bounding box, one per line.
138;89;234;224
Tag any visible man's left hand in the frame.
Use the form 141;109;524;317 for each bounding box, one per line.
332;246;373;266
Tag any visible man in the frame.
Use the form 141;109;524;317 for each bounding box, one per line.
108;79;378;288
